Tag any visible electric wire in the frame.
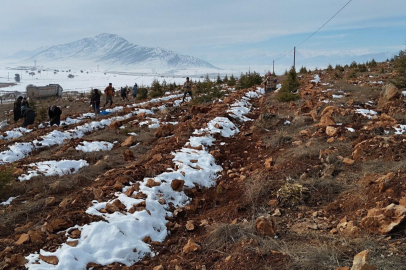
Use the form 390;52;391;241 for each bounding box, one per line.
270;0;353;70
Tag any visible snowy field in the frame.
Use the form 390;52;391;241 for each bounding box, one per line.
0;66;193;94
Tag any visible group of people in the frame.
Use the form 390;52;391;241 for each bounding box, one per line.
13;96;62;128
90;82;139;115
12;74;273;127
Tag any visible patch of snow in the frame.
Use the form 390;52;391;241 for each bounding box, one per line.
18;160;89;181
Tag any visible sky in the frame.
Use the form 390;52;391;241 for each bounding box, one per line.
1;0;406;72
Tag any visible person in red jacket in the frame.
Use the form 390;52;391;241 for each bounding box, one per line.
104;83;115;107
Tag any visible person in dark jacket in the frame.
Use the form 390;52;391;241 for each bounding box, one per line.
22;97;30;107
90;89;101;115
21;106;36;127
13;96;23;123
132;83;138;98
120;87;129;101
48;106;62;126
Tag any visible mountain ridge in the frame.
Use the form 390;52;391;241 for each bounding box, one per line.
12;33;217;69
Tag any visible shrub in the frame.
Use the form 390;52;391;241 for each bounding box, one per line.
276;66;300;102
137;88;148;100
37;107;48;122
0;166;14;197
276;183;310;207
347;70;357;79
149;79;164;98
227;74;236;86
393;49;406;88
191;86;225;104
299;66;308;74
327;64;333;71
238;71;262;89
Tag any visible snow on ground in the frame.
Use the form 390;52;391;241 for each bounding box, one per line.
355;109;377;119
18;160;89;181
75;141;114;152
0;92;185;164
0;67;188;94
25;86;264;270
310;74;321;84
0;196;18;206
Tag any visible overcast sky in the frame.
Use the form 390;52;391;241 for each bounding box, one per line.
1;0;406;69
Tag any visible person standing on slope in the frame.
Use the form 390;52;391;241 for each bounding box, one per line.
13;96;23;123
48;105;62;126
262;72;276;94
91;89;101;115
104;83;115;107
132;83;138;98
182;77;193;103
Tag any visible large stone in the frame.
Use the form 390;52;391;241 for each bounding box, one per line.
337;216;360;237
378;84;400;108
146;179;161;188
350;250;377;270
155;124;175;138
171;179;185;192
121;136;138;147
360;204;406;234
319;114;336;127
326;126;338;137
15;234;30;245
39;255;59;265
255;216;276;237
183;238;201;253
123;150;135;161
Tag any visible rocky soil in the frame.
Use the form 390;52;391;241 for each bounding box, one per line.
1;64;406;270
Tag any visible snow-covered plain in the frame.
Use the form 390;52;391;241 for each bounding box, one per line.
0;66;188;94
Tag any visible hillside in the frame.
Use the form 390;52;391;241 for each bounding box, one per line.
1;61;406;270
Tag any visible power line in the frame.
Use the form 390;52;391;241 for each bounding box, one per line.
271;0;353;70
296;0;353;48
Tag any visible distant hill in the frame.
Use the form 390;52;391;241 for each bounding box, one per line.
11;33;217;69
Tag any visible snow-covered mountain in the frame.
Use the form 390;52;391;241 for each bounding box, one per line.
18;33;217;69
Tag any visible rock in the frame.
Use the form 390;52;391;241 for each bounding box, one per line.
15;234;30;245
264;157;274;170
350;250;377;270
66;240;79;247
121;136;137;147
360;204;406;234
146;179;161;188
319;113;336;127
183;239;201;253
337;216;360;237
92;188;104;200
171;179;185;192
123;150;135;161
326;126;338;137
8;254;28;267
272;208;282;216
39;254;59;265
255;216;276;237
186;220;195;231
155;124;175;138
28;230;44;242
378;83;400;108
14;222;34;234
153;265;165;270
342;158;355;165
399;196;406;207
45;197;56;206
335;268;350;270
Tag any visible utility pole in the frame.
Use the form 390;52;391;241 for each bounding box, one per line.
273;60;275;74
293;47;296;70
